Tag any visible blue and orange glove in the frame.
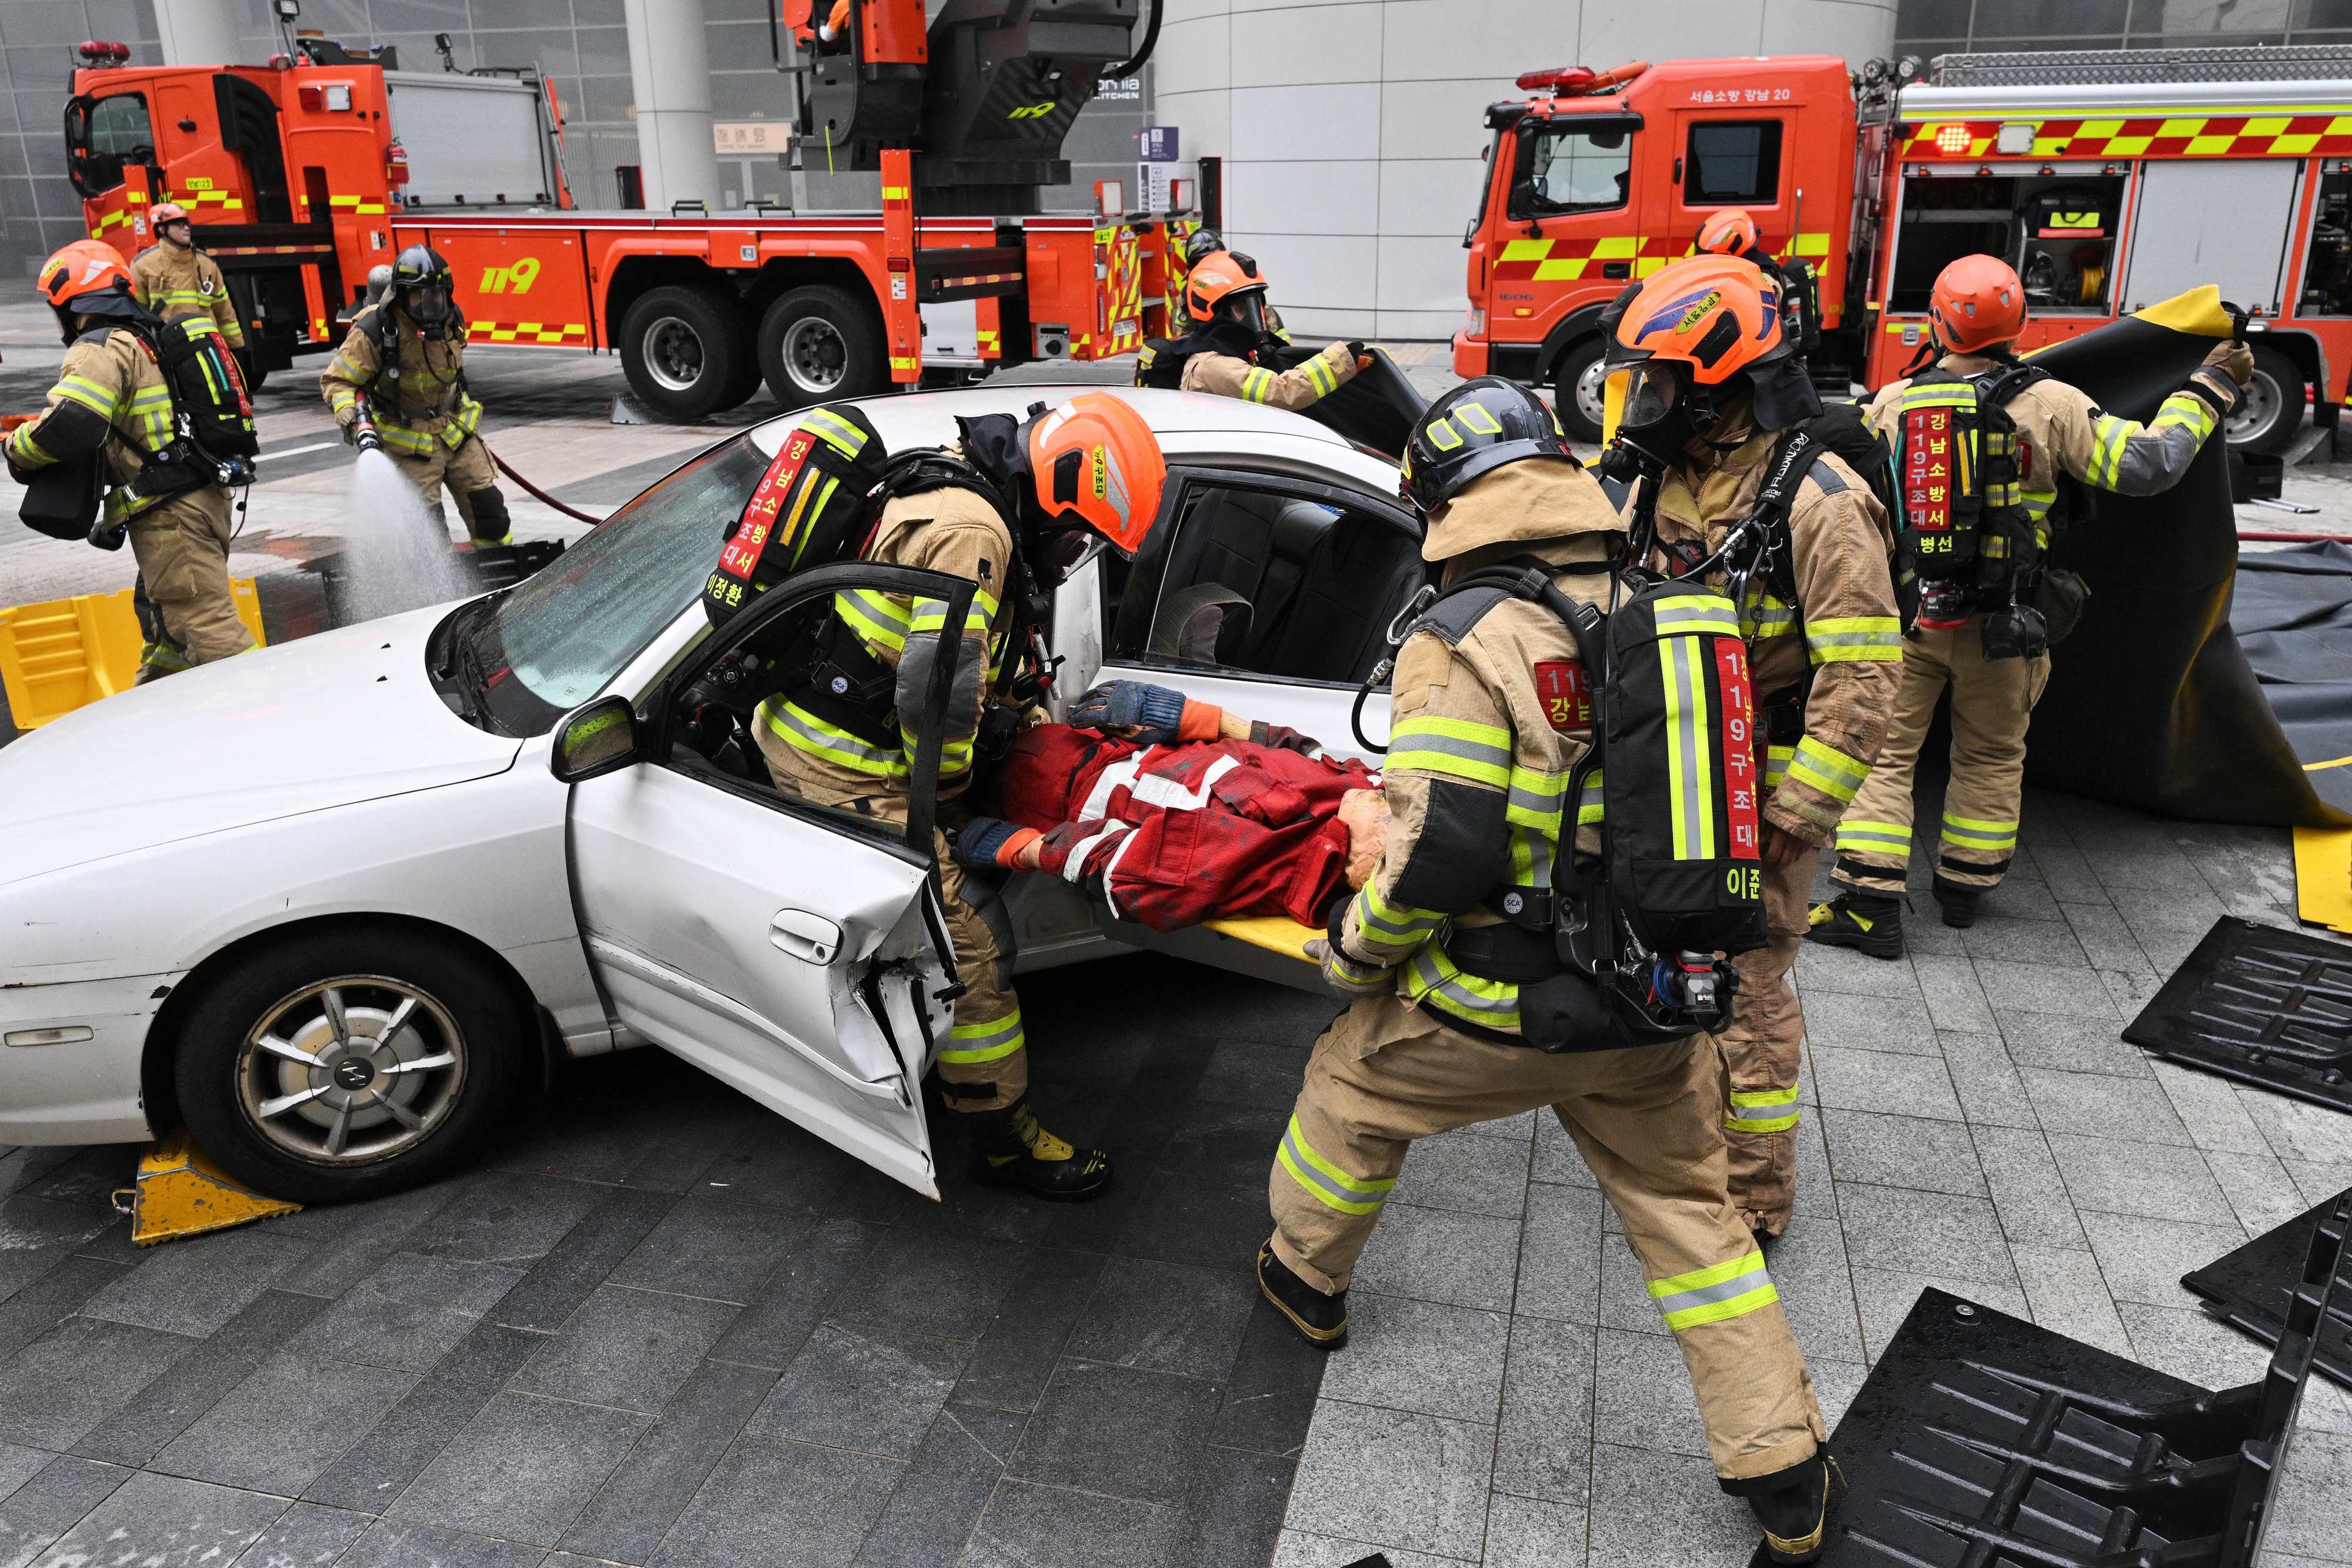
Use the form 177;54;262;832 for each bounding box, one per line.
1068;679;1233;745
953;817;1043;872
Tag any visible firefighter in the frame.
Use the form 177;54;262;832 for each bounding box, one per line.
320;245;512;550
1256;377;1834;1564
1603;255;1903;1239
756;393;1166;1199
1695;208;1819;362
1808;256;2252;955
1162;251;1364;409
6;241;251;680
131;202;245;353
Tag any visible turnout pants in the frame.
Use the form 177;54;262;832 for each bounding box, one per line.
1715;843;1813;1237
1834;621;2051;897
127;487;253;683
387;432;509;547
1268;993;1826;1482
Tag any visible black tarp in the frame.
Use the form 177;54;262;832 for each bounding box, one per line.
1263;343;1427;461
2022;296;2350;826
2232;541;2352;816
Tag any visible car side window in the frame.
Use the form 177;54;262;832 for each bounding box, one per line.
1684;119;1784;207
1110;477;1429;687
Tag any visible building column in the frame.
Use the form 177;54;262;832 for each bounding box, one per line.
623;0;719;211
153;0;242;65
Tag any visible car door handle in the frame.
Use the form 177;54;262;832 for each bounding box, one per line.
770;910;844;964
1601;260;1631;279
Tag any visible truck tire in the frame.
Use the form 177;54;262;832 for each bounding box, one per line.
2226;343;2305;454
1552;337;1610;443
620;283;755;422
760;286;888;409
173;927;530;1205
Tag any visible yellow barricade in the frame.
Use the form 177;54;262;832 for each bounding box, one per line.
0;579;263;729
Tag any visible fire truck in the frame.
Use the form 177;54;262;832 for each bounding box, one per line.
1456;44;2352;454
61;1;1194;423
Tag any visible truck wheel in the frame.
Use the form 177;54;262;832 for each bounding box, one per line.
760;286;887;409
620;284;754;422
1552;337;1610;443
2226;343;2305;454
173;928;530;1205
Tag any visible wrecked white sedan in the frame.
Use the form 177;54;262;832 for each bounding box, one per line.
0;386;1428;1203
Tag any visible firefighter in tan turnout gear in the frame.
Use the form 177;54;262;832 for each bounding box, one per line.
1603;255;1904;1239
1257;377;1835;1565
1808;256;2251;957
131;202;245;353
1138;249;1364;409
320;245;512;549
6;240;251;681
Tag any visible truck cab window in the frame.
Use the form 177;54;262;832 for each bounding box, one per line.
1890;170;2127;315
1520;122;1634;217
1685;120;1783;205
2300;165;2352;317
65;93;151;196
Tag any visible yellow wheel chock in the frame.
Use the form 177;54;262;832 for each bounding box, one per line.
113;1129;300;1246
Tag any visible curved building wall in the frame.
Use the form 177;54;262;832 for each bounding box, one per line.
1155;0;1898;339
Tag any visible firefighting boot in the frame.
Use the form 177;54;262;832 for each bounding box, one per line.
1933;879;1984;929
1804;894;1904;960
964;1100;1112;1201
1729;1452;1833;1565
1258;1241;1348;1350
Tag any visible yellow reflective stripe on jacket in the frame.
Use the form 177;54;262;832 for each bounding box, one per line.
761;695;909;780
441;396;482;447
1726;1084;1800;1134
371;420;441;456
1505;766;1565;831
6;426;51;466
836;587;913;654
1738;594;1798;641
1661;633;1717;860
1352;882;1445;951
1277;1115;1395;1215
1835;819;1911;855
1762;744;1793;791
1239;366;1278;404
1405;945;1519;1032
800;404;870;459
1940;811;2019;852
1505;823;1556;887
939;1007;1024;1064
1786;735;1868;804
1804;616;1904;664
1648;1249;1778;1330
1385;714;1511;789
908;586;998;640
56;374;121;421
2087;413;2134;489
2153;387;2216;443
1576;769;1605;825
1303;353;1339;399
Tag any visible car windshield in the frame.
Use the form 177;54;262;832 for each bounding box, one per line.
456;433;771;735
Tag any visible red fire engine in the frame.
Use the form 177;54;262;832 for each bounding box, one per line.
62;1;1192;423
1456;45;2352;454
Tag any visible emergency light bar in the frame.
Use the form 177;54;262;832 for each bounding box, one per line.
1515;61;1650;96
76;40;129;66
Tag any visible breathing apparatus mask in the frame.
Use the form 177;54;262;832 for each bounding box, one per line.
401;279;456;336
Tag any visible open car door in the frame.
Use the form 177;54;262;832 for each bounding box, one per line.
561;563;972;1197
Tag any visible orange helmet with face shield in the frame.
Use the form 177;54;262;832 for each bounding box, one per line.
1024;392;1166;562
1184;250;1269;323
1694;208;1759;258
36;240;133;309
150;201;191;227
1603;253;1818;447
1928;254;2027;354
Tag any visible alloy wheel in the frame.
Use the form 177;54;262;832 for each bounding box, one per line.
236;975;469;1165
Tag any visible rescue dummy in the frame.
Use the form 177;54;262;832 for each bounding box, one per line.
1135;250;1364;409
6;240;253;682
1255;377;1837;1564
1808;256;2251;954
320;245;513;550
131;202;245;354
1598;254;1903;1239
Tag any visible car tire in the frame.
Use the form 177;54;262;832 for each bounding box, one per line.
1552;336;1609;443
620;283;755;422
2226;343;2305;454
760;285;888;410
174;928;529;1205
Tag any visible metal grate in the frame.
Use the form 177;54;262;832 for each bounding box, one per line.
2122;916;2352;1115
1929;45;2352;87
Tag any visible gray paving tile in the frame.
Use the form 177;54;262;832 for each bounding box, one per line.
557;1358;773;1562
1484;1490;1588;1568
1971;958;2119;1020
0;1456;132;1568
1391;1131;1531;1218
1490;1316;1593;1507
1510;1182;1608;1326
849;1404;1024;1568
73;1288;329;1469
269;1184;457;1300
1765;1216;1866;1367
513;1285;736;1415
1284;1399;1494;1562
1195;1037;1317;1111
1791;942;1920;1001
1455;1109;1541;1144
1007;1359;1219;1507
950;1247;1104;1414
2114;1302;2276;1391
1591;1325;1709;1460
151;1347;414;1496
1351;1201;1522;1313
1167;1445;1295;1568
0;1444;46;1502
2097;965;2167;1019
2203;1149;2314;1237
2080;1209;2247;1309
2009;1243;2132;1357
226;1502;373;1567
1850;1269;2032;1365
709;1216;877;1373
1596;1241;1669;1339
834;1228;1027;1343
1911;954;1999;1032
1936;1031;2039;1128
656;1433;901;1568
293;1252;523;1373
1270;1529;1462;1568
338;1518;547;1568
1957;917;2090;967
1822;1109;1986;1197
1210;1295;1331;1459
607;1196;806;1306
963;1480;1180;1568
491;1186;678;1336
2059;902;2153;974
0;1256;133;1370
1976;874;2064;922
2286;1158;2352;1209
2020;1068;2192;1146
1317;1292;1508;1423
78;1227;312;1339
26;1469;288;1568
2146;1061;2271;1156
1834;1185;2015;1286
1993;1009;2154;1078
2240;1085;2352;1166
694;1118;868;1216
2046;1133;2236;1225
301;1321;547;1514
391;1392;649;1547
0;1316;196;1451
2261;1429;2352;1564
1810;1356;1870;1432
1969;1124;2090;1251
410;1171;608;1268
1065;1256;1256;1382
747;1319;969;1459
1532;1112;1598;1188
1586;1440;1756;1568
1798;991;1939;1055
1807;1045;1960;1120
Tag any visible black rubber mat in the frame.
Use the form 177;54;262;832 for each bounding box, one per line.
1768;1191;2346;1566
2120;915;2352;1114
2183;1188;2352;1392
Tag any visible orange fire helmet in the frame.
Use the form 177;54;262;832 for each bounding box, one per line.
150;201;191;226
1184;250;1268;323
1608;254;1785;383
1694;208;1759;258
36;240;133;309
1928;255;2027;353
1025;392;1165;557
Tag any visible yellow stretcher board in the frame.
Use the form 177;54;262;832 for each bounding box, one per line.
1200;914;1321;962
0;579;263;729
2293;825;2352;934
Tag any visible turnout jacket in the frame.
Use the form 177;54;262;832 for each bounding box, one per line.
319;302;481;456
1643;426;1903;844
4;326;221;527
759;476;1010;802
131;243;243;348
1180;338;1359;409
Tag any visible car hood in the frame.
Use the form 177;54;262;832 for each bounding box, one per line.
0;601;522;887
